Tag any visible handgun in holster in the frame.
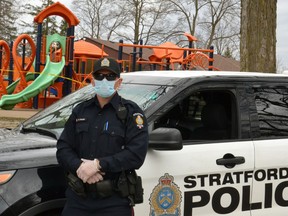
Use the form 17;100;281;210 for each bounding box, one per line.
66;172;86;198
116;170;144;206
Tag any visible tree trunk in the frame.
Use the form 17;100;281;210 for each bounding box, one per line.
240;0;277;73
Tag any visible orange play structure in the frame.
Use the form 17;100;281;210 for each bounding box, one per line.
118;33;219;72
0;40;10;98
148;42;184;69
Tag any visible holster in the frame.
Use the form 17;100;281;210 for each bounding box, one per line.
115;170;144;205
66;172;86;198
85;179;114;198
67;172;114;198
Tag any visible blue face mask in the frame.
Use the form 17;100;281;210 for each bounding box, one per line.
93;78;116;98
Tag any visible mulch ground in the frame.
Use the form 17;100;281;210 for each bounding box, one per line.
0;117;27;129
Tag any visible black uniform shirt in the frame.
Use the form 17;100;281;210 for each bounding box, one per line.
56;92;148;179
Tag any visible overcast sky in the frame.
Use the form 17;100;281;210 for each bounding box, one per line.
276;0;288;70
49;0;288;71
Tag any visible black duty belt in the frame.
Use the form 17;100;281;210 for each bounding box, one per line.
66;171;142;204
84;179;115;198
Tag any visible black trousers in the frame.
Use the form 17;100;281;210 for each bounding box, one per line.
62;188;132;216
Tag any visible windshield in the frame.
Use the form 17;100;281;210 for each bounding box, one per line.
22;83;173;137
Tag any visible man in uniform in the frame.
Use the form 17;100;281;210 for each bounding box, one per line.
56;57;149;216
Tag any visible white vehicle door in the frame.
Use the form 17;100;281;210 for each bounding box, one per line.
135;89;255;216
135;141;254;216
251;87;288;216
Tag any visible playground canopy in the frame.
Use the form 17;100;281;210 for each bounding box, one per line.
74;40;108;59
34;2;80;27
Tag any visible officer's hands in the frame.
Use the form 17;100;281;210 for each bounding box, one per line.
86;172;105;184
76;158;102;183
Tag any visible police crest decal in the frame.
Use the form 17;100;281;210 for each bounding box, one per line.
149;173;182;216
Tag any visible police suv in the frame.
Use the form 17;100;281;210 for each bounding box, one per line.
0;70;288;216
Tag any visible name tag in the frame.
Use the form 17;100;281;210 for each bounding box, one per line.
76;118;86;122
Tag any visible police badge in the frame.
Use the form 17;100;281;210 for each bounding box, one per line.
149;173;182;216
101;58;110;67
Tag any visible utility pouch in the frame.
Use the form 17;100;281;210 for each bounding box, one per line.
116;171;130;197
66;172;86;198
95;180;114;198
116;170;144;205
126;170;144;204
134;174;144;204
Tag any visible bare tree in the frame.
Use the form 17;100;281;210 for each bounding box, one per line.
166;0;207;45
19;0;60;39
212;10;241;58
72;0;173;45
113;0;173;44
72;0;106;38
165;0;240;58
0;0;17;41
139;1;174;44
200;0;240;50
72;0;131;40
240;0;277;73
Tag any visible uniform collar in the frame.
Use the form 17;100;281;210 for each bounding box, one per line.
90;92;121;111
109;92;121;111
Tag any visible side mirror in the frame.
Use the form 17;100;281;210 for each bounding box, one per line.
149;127;183;150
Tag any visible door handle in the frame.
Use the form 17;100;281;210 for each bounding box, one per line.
216;154;245;168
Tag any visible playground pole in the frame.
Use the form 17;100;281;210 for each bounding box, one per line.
22;39;26;69
63;26;75;96
209;46;214;71
33;23;43;109
132;41;137;72
8;41;13;85
118;40;123;72
189;41;193;52
63;27;70;96
138;39;143;71
68;26;75;94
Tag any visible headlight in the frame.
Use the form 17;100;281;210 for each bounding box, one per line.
0;170;16;185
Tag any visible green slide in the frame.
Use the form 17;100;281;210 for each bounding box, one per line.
0;56;65;110
6;73;35;95
0;33;66;110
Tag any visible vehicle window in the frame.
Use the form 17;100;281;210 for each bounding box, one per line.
22;83;172;135
254;88;288;138
154;90;237;141
119;84;172;110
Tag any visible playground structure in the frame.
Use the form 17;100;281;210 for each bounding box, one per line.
0;2;81;110
117;35;219;73
0;2;219;111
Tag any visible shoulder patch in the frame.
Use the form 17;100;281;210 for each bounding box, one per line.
133;113;144;129
149;173;182;216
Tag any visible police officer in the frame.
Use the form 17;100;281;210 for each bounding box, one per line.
56;57;149;216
